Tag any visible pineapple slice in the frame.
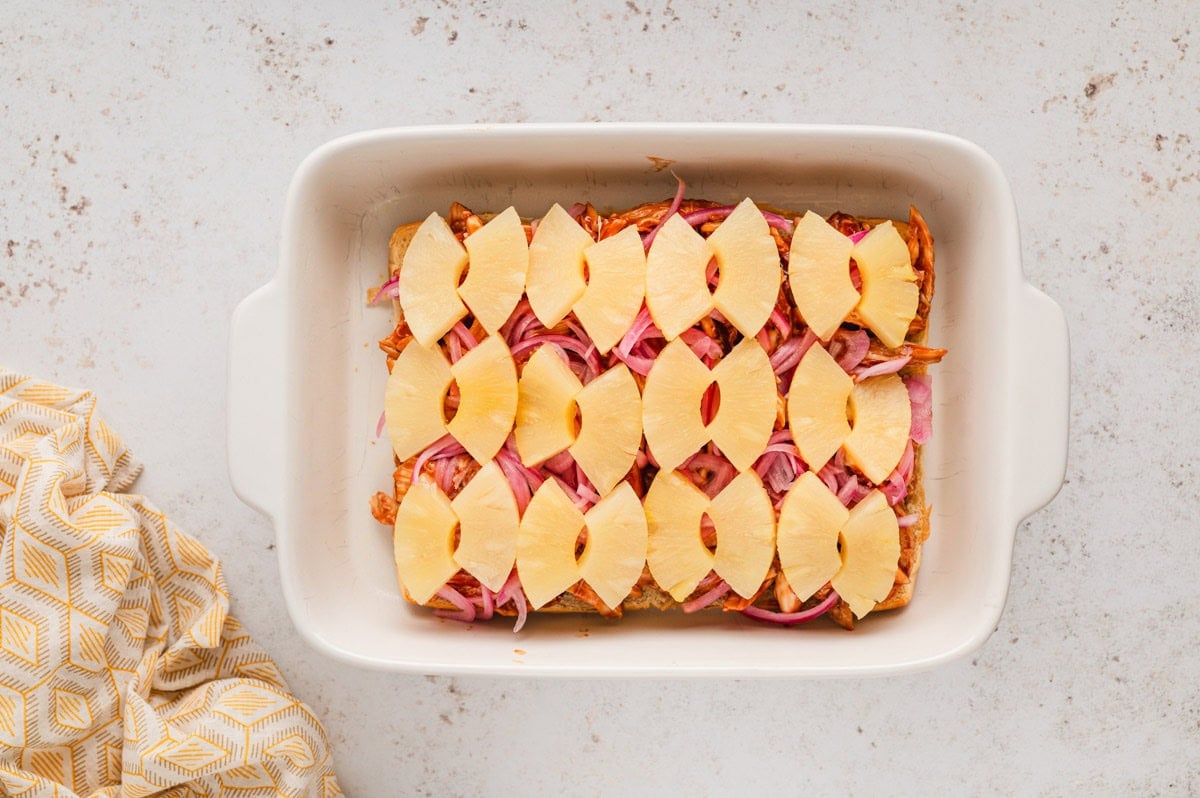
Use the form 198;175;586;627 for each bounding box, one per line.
384;341;454;462
451;461;519;592
515;345;583;466
787;211;858;342
574;225;647;354
852;221;919;348
393;477;460;604
396;212;471;347
527;203;593;327
707;471;776;599
787;343;853;471
831;489;900;619
644;470;714;602
707;337;776;471
517;479;586;609
843;374;911;484
776;471;847;602
459;207;530;334
644;213;715;339
576;482;648;610
708;198;782;336
569;363;642;496
641;337;712;473
446;335;518;464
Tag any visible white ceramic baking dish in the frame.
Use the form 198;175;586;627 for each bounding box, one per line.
228;124;1068;677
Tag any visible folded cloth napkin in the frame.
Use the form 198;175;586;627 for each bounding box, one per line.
0;370;341;796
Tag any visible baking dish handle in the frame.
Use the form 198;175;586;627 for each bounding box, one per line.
227;280;286;519
1012;283;1070;521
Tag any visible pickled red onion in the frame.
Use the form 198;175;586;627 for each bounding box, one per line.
375;410;386;439
493;571;529;632
371;273;400;304
681;205;794;235
413;434;466;478
848;229;870;244
434;585;476;623
855;355;912;381
473;586;495;620
741;590;839;625
769;306;791;340
641;175;686;249
683;579;730;613
832;329;870;371
906;375;933;444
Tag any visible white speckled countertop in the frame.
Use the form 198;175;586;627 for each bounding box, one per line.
4;2;1198;794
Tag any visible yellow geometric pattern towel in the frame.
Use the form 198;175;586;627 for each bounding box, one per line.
0;370;341;797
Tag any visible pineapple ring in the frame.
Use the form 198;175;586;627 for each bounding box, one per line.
642;336;776;473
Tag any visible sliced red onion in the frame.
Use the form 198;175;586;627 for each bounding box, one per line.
451;321;478;350
881;439;916;506
679;328;722;363
641;175;687;249
683;579;731;613
763;453;796;494
769;330;818;375
541;450;575;476
769;306;791;340
413;434;467;478
616;306;661;358
494;571;529;632
371;273;400;304
906;375;933;444
740;590;839;625
848;229;870;244
375;410;386;439
473;585;495;620
836;473;860;505
755;326;772;351
567;203;587;220
613;348;656;376
685;451;736;497
681;205;793;235
833;329;870;371
854;355;913;381
434;585;476;623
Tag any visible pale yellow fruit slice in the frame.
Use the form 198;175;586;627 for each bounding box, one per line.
707;471;775;599
787;210;858;342
843;374;911;484
644;213;715;339
644;470;714;602
569;363;642;496
385;341;454;462
397;212;471;347
574;225;647;354
787;344;853;472
641;337;712;473
577;482;648;610
707;337;776;472
776;471;847;602
393;477;460;604
446;335;518;464
459;207;530;334
831;489;900;619
527;203;592;327
852;221;918;348
708;198;782;336
514;345;582;466
517;479;586;609
451;461;519;592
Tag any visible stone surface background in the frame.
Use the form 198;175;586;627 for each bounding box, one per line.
3;2;1197;794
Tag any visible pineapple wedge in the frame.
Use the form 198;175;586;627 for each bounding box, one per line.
852;221;918;348
517;479;586;609
515;345;582;466
644;213;715;339
831;489;900;619
574;225;647;354
787;343;853;472
569;363;642;496
446;335;518;464
385;340;454;462
393;477;460;604
459;207;530;334
776;471;847;602
843;374;911;484
708;198;782;337
451;461;519;592
787;211;858;342
641;337;713;473
527;203;593;327
644;470;714;602
707;471;776;599
707;337;776;472
576;482;648;610
397;212;471;347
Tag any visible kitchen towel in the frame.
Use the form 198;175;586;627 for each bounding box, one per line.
0;370;341;796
